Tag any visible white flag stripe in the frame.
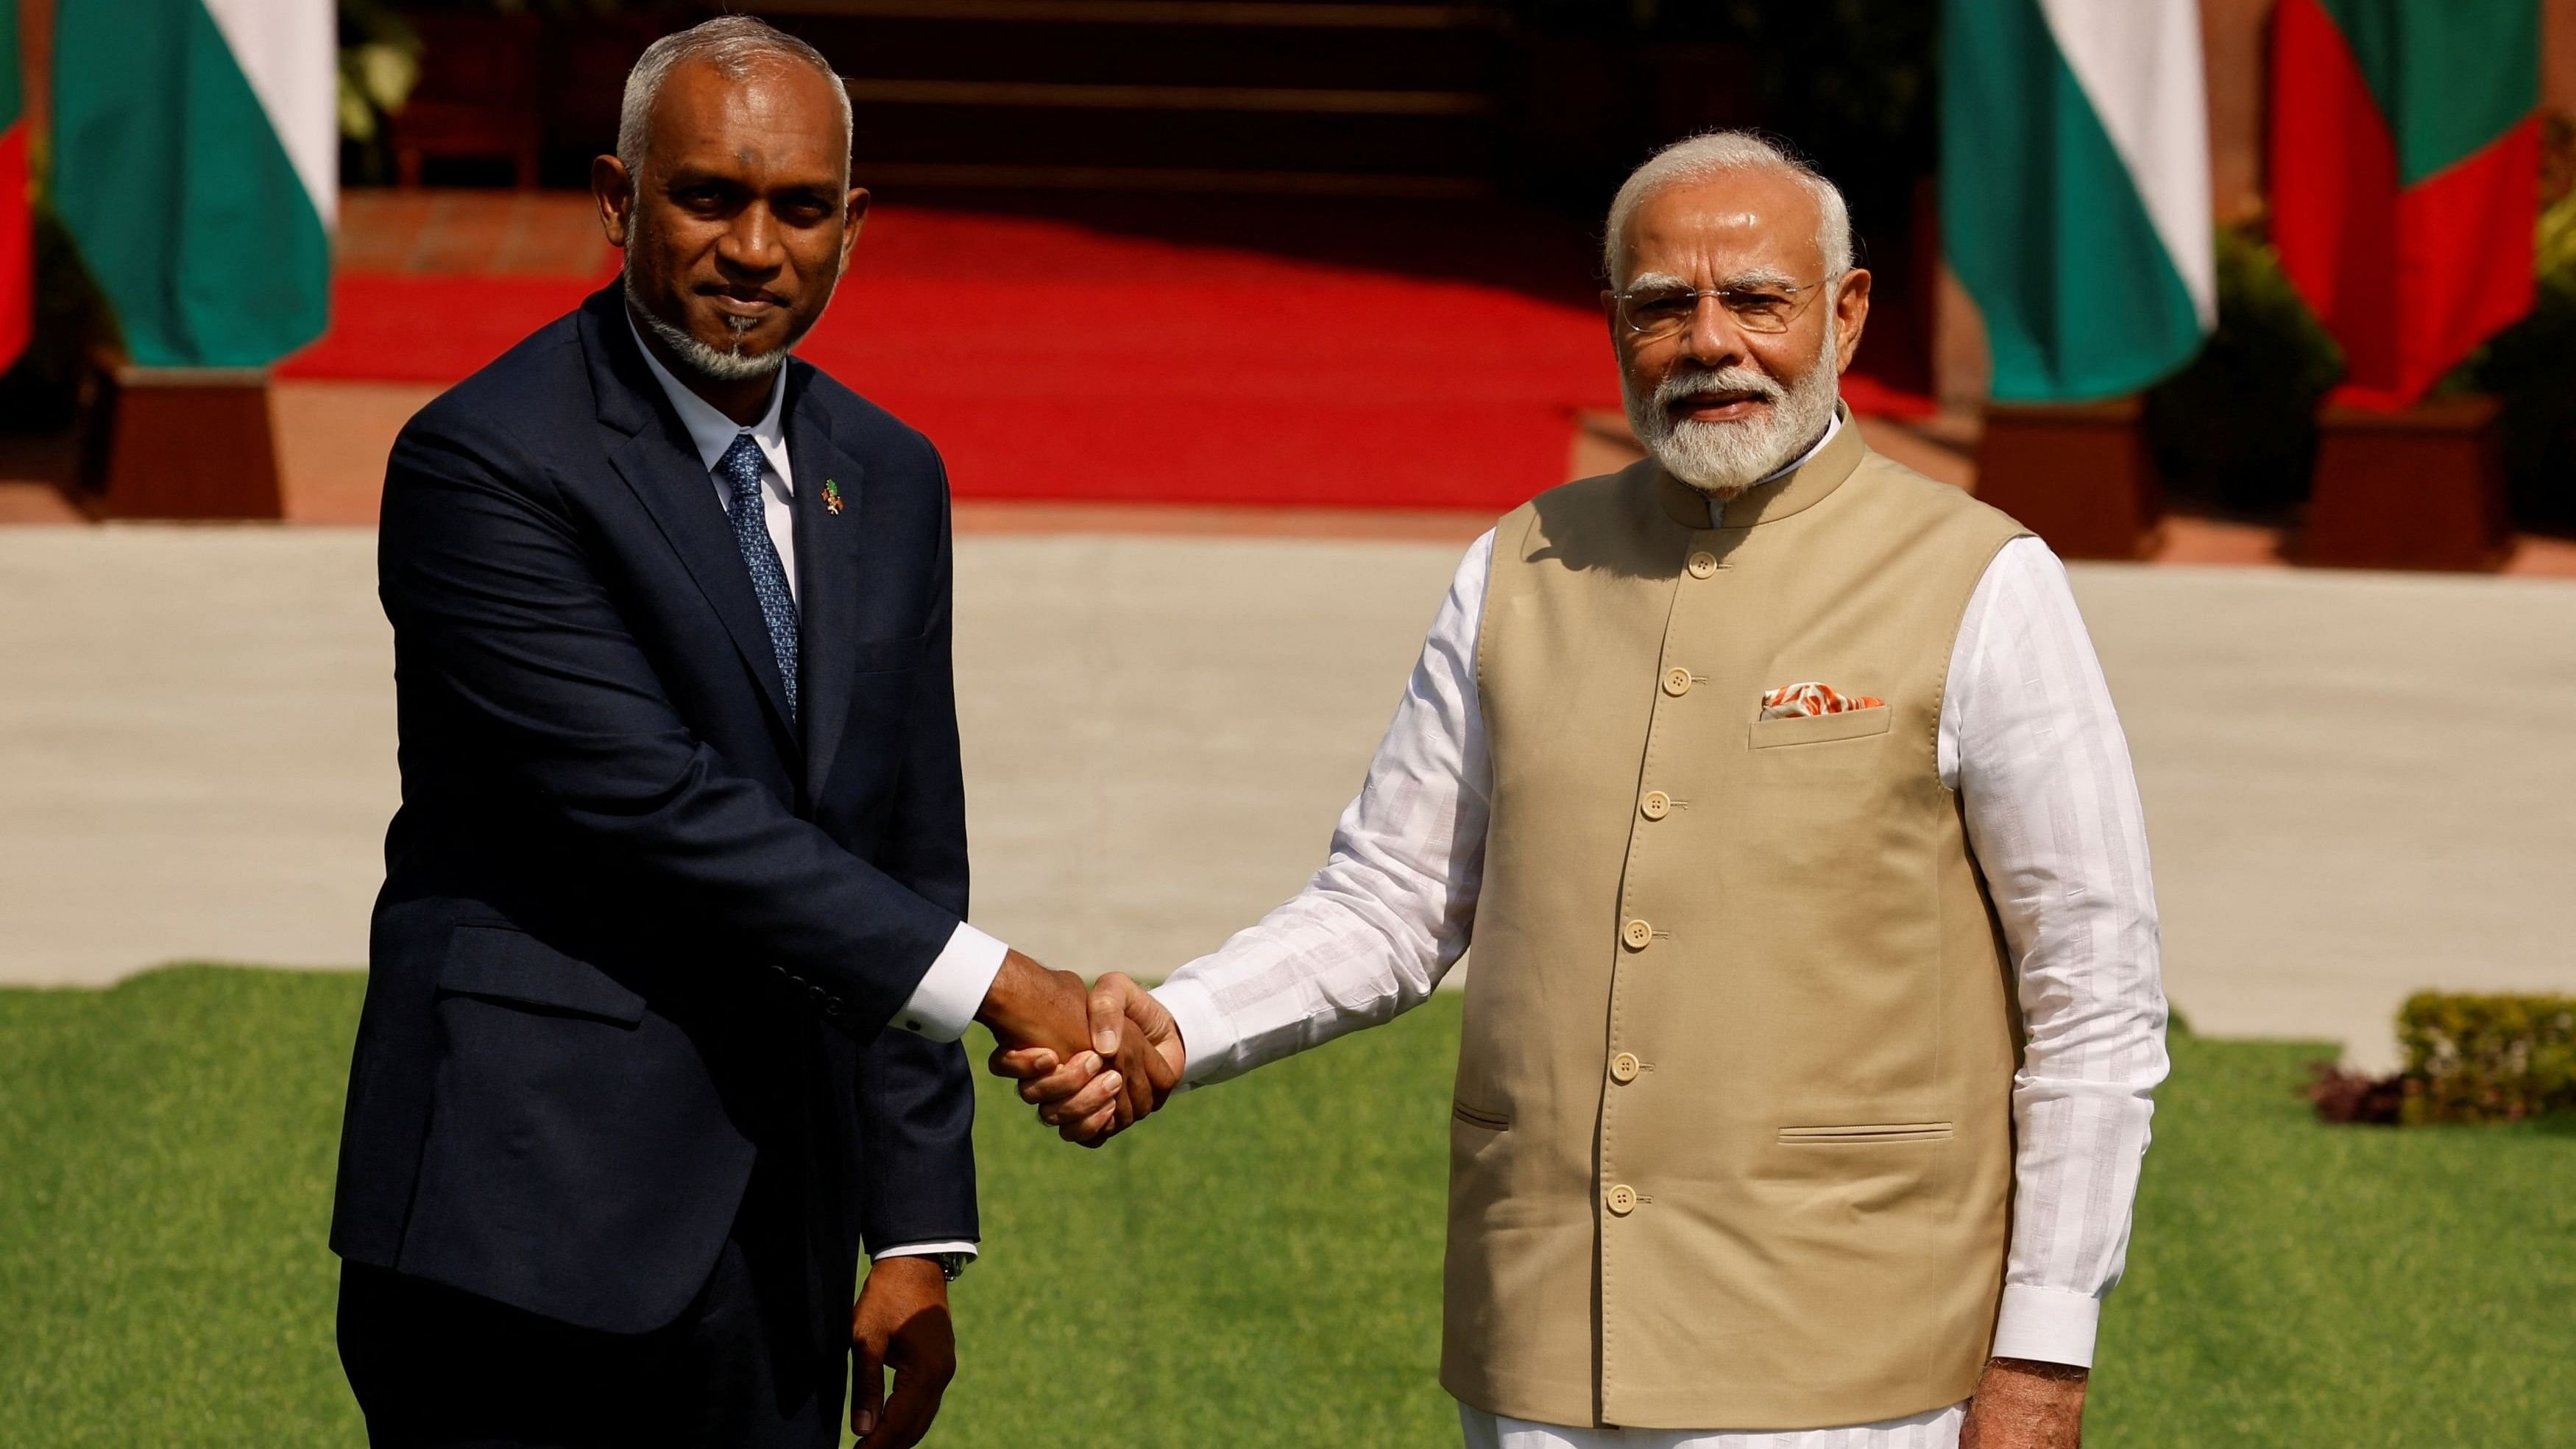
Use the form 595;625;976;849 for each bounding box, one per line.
2036;0;2215;326
199;0;338;224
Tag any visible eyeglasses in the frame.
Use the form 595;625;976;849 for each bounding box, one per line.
1614;277;1836;339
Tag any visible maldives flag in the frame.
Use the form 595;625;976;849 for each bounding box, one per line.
51;0;334;368
0;0;29;372
2271;0;2542;408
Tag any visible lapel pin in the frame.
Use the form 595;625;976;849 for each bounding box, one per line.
822;478;845;515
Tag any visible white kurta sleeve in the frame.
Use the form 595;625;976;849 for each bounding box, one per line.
1942;536;2170;1370
1152;531;1496;1085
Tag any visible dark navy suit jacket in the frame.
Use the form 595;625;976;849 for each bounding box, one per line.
330;286;977;1339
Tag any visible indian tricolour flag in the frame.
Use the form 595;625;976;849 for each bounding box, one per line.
1941;0;2215;403
1;0;28;372
52;0;335;368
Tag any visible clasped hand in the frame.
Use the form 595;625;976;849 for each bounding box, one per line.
977;954;1181;1145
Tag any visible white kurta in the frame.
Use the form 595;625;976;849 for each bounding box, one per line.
1152;443;2168;1445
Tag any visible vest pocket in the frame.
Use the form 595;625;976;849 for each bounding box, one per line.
1747;704;1892;748
1776;1121;1953;1145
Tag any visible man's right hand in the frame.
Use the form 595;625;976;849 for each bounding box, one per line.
988;972;1184;1146
974;950;1100;1075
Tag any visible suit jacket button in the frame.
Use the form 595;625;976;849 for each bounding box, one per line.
1661;667;1693;697
1606;1183;1638;1216
822;996;846;1018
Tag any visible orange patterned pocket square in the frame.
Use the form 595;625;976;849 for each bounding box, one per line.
1758;681;1884;720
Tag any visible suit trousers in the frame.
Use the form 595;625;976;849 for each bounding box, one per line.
337;1191;843;1449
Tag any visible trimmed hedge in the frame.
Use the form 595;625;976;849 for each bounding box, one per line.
2398;992;2576;1124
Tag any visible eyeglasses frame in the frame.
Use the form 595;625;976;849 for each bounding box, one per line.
1612;274;1845;339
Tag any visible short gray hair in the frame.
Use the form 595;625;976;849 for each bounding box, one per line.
1603;131;1854;287
615;16;853;177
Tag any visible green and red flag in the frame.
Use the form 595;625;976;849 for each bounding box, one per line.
2270;0;2541;408
51;0;334;369
1;0;29;372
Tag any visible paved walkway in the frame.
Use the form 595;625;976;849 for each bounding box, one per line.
4;526;2572;1070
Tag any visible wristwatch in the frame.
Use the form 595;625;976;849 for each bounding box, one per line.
930;1252;970;1283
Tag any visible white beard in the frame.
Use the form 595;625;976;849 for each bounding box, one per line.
1623;322;1841;497
624;272;794;383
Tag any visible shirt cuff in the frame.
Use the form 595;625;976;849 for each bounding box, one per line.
1151;976;1239;1087
871;1241;978;1262
892;924;1008;1041
1990;1284;2101;1368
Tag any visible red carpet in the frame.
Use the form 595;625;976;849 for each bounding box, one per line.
283;206;1927;511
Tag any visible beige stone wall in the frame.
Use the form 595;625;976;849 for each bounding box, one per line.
2202;0;2272;226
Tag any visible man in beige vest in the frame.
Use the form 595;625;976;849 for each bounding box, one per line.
1005;132;2167;1449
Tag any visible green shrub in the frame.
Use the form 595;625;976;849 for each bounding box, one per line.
2140;223;2345;521
2397;991;2576;1124
2461;183;2576;536
0;203;118;435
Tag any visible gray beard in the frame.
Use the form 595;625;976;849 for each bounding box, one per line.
1623;322;1841;497
623;271;793;383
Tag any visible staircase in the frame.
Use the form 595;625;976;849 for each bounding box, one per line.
757;0;1511;197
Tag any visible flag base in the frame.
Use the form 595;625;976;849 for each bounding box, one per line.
1970;399;2163;560
2302;396;2507;571
88;368;286;520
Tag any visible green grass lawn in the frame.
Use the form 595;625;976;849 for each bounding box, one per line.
1;967;2569;1448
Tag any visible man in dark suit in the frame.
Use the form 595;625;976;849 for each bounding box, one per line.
329;18;1171;1447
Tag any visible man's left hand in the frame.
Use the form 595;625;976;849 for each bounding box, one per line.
850;1255;955;1448
1959;1356;2087;1449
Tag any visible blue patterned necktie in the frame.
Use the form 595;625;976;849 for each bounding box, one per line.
717;432;799;720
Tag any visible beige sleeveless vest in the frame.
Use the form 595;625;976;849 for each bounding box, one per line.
1443;416;2030;1430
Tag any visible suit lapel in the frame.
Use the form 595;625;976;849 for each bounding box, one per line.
582;290;799;736
788;388;864;799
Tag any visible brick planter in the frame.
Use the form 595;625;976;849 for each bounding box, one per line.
1970;399;2162;560
90;368;284;520
2302;396;2508;571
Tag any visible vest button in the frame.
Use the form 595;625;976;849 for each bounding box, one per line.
1661;667;1693;697
1640;790;1671;821
1621;918;1652;951
1610;1052;1641;1084
1606;1183;1638;1216
1687;551;1719;578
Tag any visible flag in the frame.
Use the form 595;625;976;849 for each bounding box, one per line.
0;0;29;372
1942;0;2216;402
52;0;335;369
2270;0;2541;408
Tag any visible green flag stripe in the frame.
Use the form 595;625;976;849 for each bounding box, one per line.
53;0;330;368
0;0;21;124
2311;0;2539;185
1943;0;2204;402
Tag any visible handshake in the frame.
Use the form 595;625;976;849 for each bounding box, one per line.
973;951;1185;1145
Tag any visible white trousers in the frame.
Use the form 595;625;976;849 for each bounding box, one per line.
1458;1400;1966;1449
